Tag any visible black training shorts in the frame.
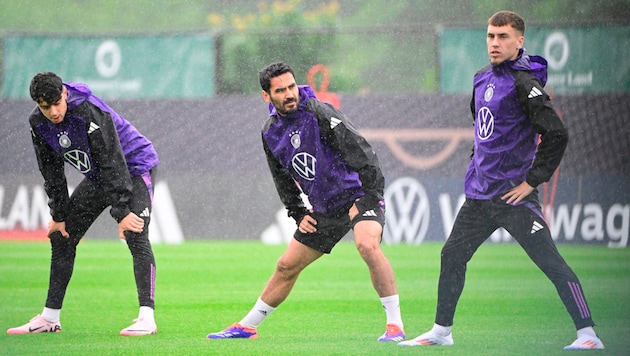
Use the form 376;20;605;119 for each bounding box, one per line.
294;201;385;254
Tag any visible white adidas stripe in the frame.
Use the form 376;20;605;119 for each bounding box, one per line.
330;117;342;129
362;209;377;217
528;87;543;99
88;122;100;134
530;221;543;234
140;207;151;218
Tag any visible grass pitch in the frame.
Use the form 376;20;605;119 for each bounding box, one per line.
1;240;628;355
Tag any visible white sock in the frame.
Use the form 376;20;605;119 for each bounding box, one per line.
432;323;452;336
42;307;60;322
139;306;155;323
239;298;275;328
380;294;403;329
577;326;596;339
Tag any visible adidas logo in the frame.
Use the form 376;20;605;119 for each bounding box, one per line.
530;221;544;234
528;86;543;99
362;209;377;217
88;122;100;134
330;117;342;129
139;207;151;218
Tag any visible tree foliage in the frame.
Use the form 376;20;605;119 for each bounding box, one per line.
1;0;628;94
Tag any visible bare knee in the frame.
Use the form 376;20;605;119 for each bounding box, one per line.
274;255;302;281
355;238;385;266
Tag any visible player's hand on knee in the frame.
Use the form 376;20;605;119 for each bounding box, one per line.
48;220;69;238
118;212;145;239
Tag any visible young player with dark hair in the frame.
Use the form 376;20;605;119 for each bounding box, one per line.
7;72;159;337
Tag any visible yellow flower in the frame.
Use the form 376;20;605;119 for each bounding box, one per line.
207;13;225;27
260;13;273;26
231;14;248;31
324;1;340;16
272;0;298;14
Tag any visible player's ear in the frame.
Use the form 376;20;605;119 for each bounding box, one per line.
261;89;271;103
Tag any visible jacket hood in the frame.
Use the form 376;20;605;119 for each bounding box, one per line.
268;85;317;116
64;82;93;110
506;48;548;86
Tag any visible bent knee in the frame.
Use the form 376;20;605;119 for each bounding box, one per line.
355;238;383;259
275;256;303;278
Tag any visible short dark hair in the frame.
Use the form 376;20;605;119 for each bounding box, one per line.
30;72;64;104
488;11;525;35
258;62;295;93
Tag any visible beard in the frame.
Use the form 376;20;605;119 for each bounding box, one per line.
274;97;299;116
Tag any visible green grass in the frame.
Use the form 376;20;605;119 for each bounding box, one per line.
1;240;628;355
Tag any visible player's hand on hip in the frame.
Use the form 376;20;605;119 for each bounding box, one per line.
118;212;145;240
48;220;69;238
501;181;535;205
298;214;317;234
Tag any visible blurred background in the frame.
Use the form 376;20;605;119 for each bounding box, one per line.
1;0;629;246
1;0;629;95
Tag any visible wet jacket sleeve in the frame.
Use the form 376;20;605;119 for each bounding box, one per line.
85;105;134;222
469;88;476;159
513;70;568;188
308;99;385;210
29;123;70;222
261;125;308;224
